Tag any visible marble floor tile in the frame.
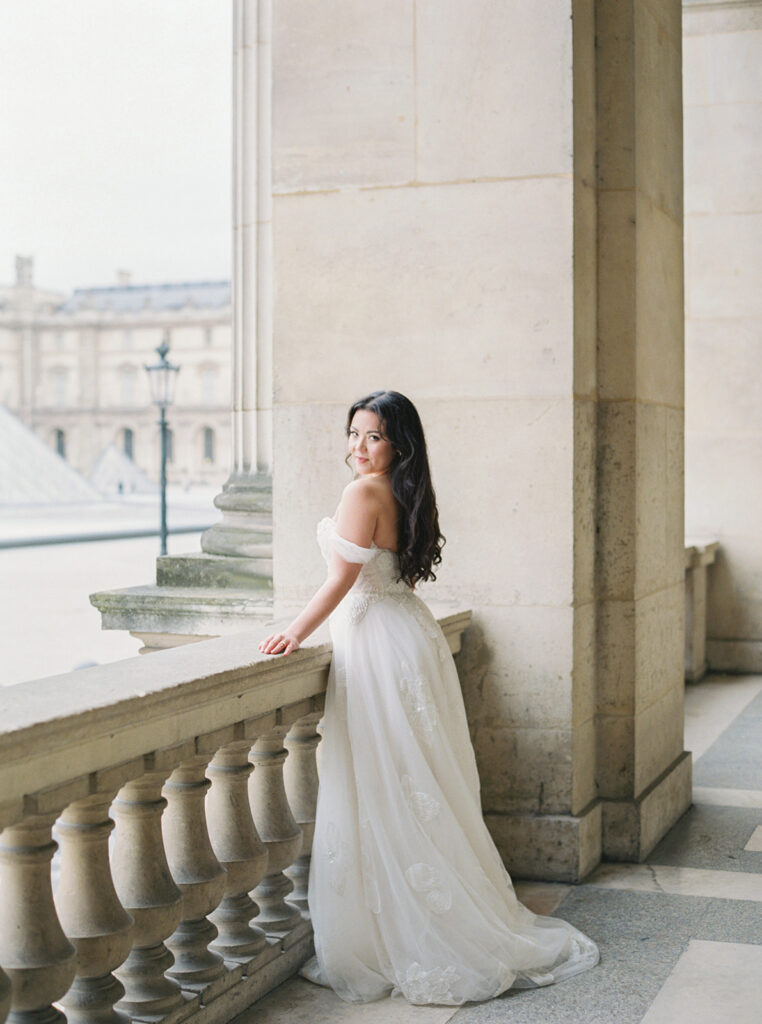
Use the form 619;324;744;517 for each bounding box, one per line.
646;803;762;873
514;880;572;916
586;862;762;902
744;826;762;852
693;688;762;791
693;785;762;808
639;939;762;1024
684;674;762;759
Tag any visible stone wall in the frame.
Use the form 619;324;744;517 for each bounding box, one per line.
683;0;762;672
271;0;689;878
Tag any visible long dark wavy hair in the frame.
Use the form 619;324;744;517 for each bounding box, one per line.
346;390;444;587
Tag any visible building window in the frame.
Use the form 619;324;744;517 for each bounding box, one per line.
54;429;66;459
204;327;213;347
166;427;174;463
120;366;137;405
52;368;68;406
201;366;218;405
55;332;64;351
203;427;215;463
123;329;133;350
122;427;134;460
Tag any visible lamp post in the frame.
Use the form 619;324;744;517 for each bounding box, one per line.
145;337;180;555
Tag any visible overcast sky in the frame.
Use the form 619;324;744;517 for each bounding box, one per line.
1;0;231;294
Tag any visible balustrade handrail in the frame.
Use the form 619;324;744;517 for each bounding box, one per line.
0;628;332;830
0;605;471;1024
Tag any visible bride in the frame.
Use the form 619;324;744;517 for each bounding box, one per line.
259;390;598;1005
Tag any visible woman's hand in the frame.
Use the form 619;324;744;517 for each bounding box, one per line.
258;632;301;656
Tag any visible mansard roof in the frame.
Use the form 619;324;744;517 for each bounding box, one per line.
59;280;231;315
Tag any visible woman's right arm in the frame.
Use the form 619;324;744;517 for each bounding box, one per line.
258;481;377;656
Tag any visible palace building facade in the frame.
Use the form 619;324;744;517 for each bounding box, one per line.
0;256;231;489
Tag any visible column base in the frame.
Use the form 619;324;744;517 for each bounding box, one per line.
201;472;273;560
484;800;602;883
601;750;692;862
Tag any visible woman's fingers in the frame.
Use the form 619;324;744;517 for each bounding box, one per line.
258;633;300;656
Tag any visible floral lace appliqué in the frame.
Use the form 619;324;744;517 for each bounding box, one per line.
399;663;438;745
401;774;441;823
405;862;452;915
399;962;460;1004
399;592;449;663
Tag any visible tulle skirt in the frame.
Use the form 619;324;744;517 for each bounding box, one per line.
303;591;598;1005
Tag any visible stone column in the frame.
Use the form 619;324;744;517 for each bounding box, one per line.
283;715;322;910
201;0;273;567
110;774;186;1019
595;0;692;860
0;967;10;1024
89;0;274;648
0;815;77;1024
269;0;690;879
248;732;302;934
54;794;134;1024
206;743;270;966
161;759;227;997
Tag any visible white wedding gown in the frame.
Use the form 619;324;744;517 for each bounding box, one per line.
301;518;599;1005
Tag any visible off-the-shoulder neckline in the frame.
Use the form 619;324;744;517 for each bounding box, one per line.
319;516;398;555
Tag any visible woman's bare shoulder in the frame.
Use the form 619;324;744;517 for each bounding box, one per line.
340;475;390;505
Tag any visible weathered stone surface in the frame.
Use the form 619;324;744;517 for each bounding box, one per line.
684;10;762;673
485;801;601;884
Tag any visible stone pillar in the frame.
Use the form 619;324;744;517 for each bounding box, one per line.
54;794;134;1024
283;715;321;910
0;815;77;1024
248;732;302;934
0;968;10;1024
89;0;274;648
206;743;270;966
595;0;691;860
201;0;273;567
269;0;690;879
110;774;186;1019
161;759;227;997
683;0;762;674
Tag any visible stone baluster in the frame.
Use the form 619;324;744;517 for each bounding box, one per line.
206;743;269;965
162;758;227;994
0;967;10;1024
283;714;322;910
248;732;303;934
111;772;186;1019
54;794;134;1024
0;815;76;1024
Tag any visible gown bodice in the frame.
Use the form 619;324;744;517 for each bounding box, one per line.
317;516;411;622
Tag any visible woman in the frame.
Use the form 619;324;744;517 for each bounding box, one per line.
259;390;598;1005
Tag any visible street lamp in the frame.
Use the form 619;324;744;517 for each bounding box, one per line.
145;337;180;555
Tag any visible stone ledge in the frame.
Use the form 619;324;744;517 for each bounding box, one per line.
90;584;274;635
156;551;274;590
707;639;762;674
484;800;602;884
601;750;692;861
684;539;719;569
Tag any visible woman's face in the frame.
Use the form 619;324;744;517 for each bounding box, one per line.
347;408;394;477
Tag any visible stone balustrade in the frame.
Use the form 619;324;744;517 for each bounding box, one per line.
0;609;471;1024
685;540;720;683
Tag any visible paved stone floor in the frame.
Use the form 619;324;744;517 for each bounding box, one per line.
238;673;762;1024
